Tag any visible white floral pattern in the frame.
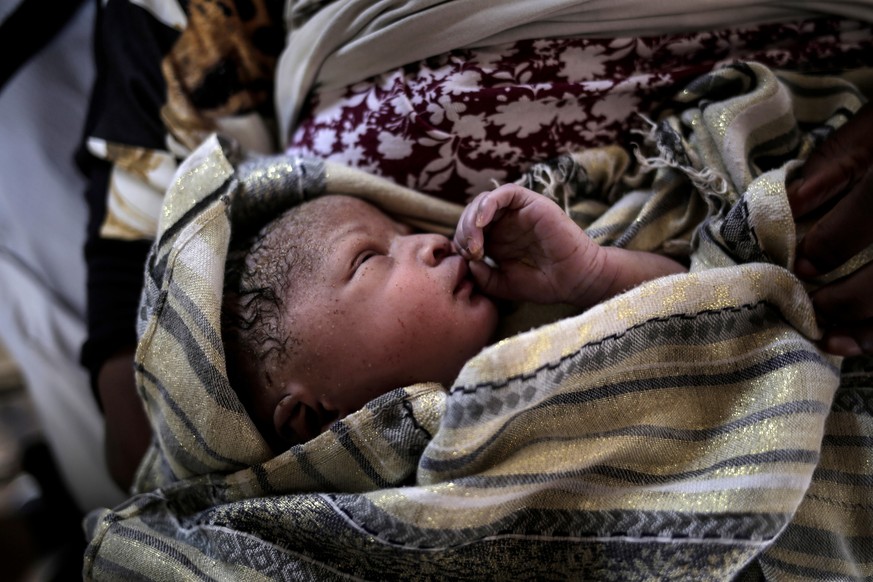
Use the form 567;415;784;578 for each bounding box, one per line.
286;19;873;204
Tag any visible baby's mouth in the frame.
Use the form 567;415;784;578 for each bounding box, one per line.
453;258;475;296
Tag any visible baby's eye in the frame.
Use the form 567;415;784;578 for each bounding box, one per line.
353;250;378;273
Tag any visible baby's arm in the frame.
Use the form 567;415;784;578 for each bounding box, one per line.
454;184;686;309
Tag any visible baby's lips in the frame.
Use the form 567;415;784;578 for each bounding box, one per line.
466;259;493;288
452;257;470;294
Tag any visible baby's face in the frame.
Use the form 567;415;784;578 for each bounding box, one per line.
260;196;498;447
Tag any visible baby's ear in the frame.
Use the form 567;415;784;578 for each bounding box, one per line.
272;387;339;448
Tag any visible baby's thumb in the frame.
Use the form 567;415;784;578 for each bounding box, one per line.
469;259;500;296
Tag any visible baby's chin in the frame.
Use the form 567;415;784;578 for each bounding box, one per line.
446;331;497;386
479;294;502;337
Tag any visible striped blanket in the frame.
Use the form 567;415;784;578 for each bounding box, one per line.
83;62;873;580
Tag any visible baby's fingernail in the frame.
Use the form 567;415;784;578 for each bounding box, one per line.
464;236;479;255
794;255;819;280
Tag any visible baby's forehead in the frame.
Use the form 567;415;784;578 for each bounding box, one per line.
268;196;376;236
321;195;394;223
302;195;401;236
256;196;412;279
270;195;398;263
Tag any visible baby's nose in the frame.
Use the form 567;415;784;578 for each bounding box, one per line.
419;234;453;265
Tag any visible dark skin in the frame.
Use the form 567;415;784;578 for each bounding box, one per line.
788;101;873;356
98;103;873;491
98;346;150;491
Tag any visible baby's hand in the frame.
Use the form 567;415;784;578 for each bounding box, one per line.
454;184;607;306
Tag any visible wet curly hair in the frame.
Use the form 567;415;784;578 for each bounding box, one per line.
220;198;333;418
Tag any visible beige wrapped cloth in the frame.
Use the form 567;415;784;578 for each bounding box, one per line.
84;62;873;581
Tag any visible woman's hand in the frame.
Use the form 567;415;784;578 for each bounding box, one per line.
788;102;873;356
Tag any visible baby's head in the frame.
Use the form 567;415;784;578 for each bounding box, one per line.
222;195;498;450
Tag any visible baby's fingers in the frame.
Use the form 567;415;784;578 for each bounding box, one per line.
472;189;505;229
455;188;511;260
468;259;497;294
455;184;542;260
454;192;490;260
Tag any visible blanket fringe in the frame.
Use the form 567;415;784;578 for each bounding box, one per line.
633;115;728;198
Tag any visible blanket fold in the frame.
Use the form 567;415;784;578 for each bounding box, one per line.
84;61;873;581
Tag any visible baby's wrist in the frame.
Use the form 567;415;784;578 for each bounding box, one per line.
564;243;614;309
582;248;687;306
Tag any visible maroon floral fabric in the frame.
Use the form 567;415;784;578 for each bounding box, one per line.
286;19;873;204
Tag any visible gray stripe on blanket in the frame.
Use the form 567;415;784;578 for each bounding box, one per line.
831;386;873;413
441;448;818;490
445;303;831;430
775;522;873;562
137;505;334;581
427;399;829;473
682;62;756;103
331;422;393;489
138;364;249;471
747;127;801;167
332;496;788;548
283;448;336;492
822;434;873;447
717;198;771;264
154;299;243;412
109;524;220;581
162;499;766;580
760;553;864;581
91;556;149;581
231;154;326;236
810;468;873;488
177;524;333;581
364;387;434;465
774;75;865;101
444;347;823;431
584;180;688;246
168;278;225;357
